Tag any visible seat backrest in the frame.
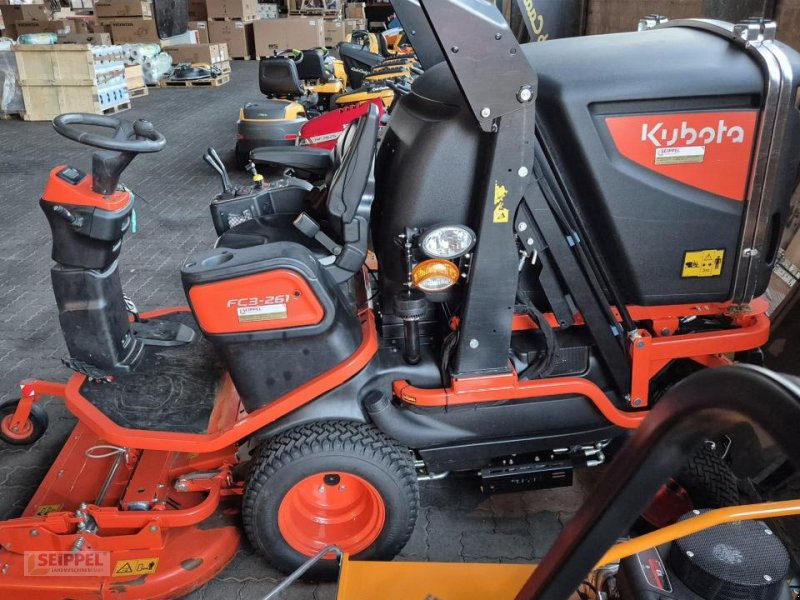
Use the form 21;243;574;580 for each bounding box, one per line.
259;57;303;97
297;50;329;83
326;104;380;236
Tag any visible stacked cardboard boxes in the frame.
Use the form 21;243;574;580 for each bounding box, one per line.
94;0;159;44
253;16;325;58
0;1;67;39
208;0;257;59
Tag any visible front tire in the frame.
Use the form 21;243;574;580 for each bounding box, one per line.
0;400;48;445
243;421;419;580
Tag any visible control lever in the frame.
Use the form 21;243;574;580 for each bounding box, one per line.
294;212;341;256
203;154;235;199
244;161;264;190
207;147;233;192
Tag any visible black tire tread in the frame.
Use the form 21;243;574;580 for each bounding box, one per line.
0;400;48;446
243;420;418;563
677;445;739;508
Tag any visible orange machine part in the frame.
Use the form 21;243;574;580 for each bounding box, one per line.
605;110;758;200
189;269;325;335
42;165;132;212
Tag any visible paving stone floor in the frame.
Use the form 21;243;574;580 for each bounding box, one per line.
0;62;600;598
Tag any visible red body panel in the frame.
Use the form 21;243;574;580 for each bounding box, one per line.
42;165;131;211
298;99;386;149
188;270;325;335
605;110;759;201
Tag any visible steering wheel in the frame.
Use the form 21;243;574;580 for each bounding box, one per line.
277;49;304;62
53;113;166;154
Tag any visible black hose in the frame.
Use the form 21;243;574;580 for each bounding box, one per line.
517;292;559;380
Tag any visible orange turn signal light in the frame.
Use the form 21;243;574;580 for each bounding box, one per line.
411;260;460;292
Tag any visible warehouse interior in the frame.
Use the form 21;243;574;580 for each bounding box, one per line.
1;1;800;599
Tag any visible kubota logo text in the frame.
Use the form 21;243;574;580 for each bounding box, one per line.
641;119;746;147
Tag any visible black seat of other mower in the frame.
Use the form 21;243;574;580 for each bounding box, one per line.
250;113;360;176
217;105;380;282
259;57;303;97
296;50;329;83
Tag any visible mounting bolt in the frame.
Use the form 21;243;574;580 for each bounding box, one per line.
30;529;38;537
494;32;502;40
149;525;158;532
517;222;528;232
526;238;534;246
636;340;645;349
661;328;671;336
693;509;701;515
632;398;642;407
765;528;773;535
450;45;459;53
764;574;773;582
469;339;480;349
518;166;529;178
517;85;533;103
742;247;759;258
686;551;694;558
79;503;88;511
480;107;491;118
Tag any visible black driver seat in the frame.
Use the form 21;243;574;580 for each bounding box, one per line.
216;104;380;283
259;56;304;98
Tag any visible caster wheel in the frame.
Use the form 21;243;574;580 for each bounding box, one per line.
0;400;48;445
243;421;419;581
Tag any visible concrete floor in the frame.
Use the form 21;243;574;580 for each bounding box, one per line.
0;62;596;599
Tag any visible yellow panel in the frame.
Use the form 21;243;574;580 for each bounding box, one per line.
337;558;536;600
682;249;725;278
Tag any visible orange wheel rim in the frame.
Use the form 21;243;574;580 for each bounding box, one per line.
278;472;386;557
0;414;33;441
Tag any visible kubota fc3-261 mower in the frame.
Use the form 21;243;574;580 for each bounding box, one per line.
1;0;800;597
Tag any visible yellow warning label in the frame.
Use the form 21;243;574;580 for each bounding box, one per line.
493;182;509;224
34;504;62;516
682;249;725;278
113;558;159;577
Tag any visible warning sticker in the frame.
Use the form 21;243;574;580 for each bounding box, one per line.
493;182;509;224
682;249;725;278
237;304;287;323
655;146;705;165
113;558;159;577
34;504;62;516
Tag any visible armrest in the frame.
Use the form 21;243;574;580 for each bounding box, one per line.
250;147;333;175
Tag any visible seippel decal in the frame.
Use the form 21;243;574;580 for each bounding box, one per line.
493;182;510;223
606;111;758;201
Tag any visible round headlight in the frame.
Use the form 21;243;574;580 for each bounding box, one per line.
411;259;460;292
419;225;476;259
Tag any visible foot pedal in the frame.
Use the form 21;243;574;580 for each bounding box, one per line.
132;319;196;347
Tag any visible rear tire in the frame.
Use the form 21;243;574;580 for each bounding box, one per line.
243;421;419;580
235;142;249;169
0;400;48;445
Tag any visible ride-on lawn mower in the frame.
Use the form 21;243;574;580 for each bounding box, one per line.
2;0;800;598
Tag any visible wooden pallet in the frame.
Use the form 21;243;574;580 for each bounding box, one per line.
129;86;149;98
159;74;230;88
0;112;22;121
219;61;232;75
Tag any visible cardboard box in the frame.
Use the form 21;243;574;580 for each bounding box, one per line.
324;19;345;45
345;2;365;19
165;42;228;65
15;19;71;35
0;3;52;24
253;16;324;57
58;32;112;44
188;20;208;43
94;0;152;19
207;0;258;21
187;0;207;20
343;18;366;35
208;20;253;58
109;17;159;43
258;2;279;19
66;16;96;34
